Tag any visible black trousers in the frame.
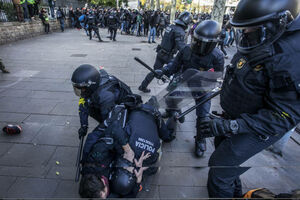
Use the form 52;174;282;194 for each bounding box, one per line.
88;26;101;41
109;27;117;40
44;23;50;33
139;50;172;89
207;131;286;198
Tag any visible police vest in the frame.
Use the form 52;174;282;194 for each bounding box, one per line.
127;110;161;159
220;53;267;119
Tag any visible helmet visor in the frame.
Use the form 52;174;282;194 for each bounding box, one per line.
234;25;266;51
191;37;218;56
73;86;82;97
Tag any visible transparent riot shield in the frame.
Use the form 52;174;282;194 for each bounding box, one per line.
155;68;223;111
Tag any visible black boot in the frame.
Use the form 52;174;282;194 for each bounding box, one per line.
194;117;207;158
138;85;151;93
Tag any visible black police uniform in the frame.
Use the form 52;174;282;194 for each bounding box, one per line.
78;69;132;132
81;102;175;197
107;13;119;41
207;16;300;198
163;45;224;155
85;13;102;41
139;24;187;91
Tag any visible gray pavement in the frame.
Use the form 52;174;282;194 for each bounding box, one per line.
0;28;299;199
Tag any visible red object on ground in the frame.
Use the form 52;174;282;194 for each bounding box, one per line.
2;124;22;134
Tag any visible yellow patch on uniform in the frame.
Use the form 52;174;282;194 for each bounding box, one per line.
79;98;85;106
254;65;263;71
237;58;246;69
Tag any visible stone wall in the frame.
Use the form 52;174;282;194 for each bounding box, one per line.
0;19;70;45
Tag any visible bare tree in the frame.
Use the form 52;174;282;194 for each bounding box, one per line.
211;0;226;24
170;0;176;22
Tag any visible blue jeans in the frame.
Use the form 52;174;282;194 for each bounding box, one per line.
195;93;211;118
21;3;29;20
148;27;156;42
50;6;54;18
59;18;64;32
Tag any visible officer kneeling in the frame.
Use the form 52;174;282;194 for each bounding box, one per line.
196;0;300;198
79;97;175;198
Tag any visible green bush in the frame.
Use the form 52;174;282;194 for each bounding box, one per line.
0;1;17;21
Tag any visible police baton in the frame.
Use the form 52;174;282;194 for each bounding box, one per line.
134;57;170;82
175;89;221;121
75;136;85;182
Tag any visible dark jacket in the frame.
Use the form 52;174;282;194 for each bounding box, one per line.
220;16;300;138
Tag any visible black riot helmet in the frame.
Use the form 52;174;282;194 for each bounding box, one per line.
191;20;221;56
71;64;100;98
174;11;193;29
110;157;137;196
231;0;300;54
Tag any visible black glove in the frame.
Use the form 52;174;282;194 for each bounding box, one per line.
197;118;239;138
111;122;128;146
154;69;164;79
78;126;88;139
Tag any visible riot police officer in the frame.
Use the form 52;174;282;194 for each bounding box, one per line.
107;10;120;41
196;0;300;197
71;64;132;139
84;11;103;42
156;20;224;158
79;97;175;198
138;11;193;93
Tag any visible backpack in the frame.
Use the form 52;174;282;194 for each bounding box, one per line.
56;10;62;18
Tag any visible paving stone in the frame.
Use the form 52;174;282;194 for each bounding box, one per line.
159;185;208;199
0;143;56;167
240;167;298;191
159;151;209;167
147;167;208;187
29;91;77;101
0;112;29;123
47;146;77;167
52;180;80;198
49;100;78;116
0;89;30;98
23;113;99;128
0;166;50;178
137;184;159;199
0;142;13;157
46;166;76;180
0;176;17;198
32;125;79;147
5;177;58;198
0;122;43;143
0;97;58;114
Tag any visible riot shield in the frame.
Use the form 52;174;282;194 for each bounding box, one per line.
155;68;223;111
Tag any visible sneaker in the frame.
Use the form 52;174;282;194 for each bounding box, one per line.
148;41;151;44
152;41;156;43
138;86;151;93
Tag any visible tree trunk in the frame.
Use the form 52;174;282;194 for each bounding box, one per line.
211;0;226;24
150;0;155;9
156;0;160;10
170;0;176;23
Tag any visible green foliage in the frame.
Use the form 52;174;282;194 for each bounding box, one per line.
0;1;17;21
89;0;127;7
